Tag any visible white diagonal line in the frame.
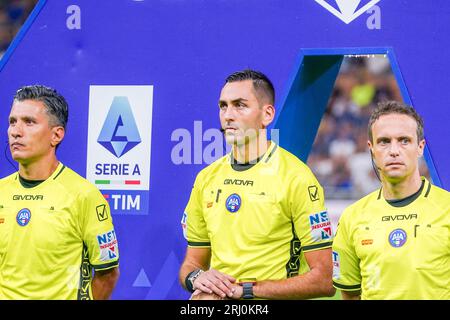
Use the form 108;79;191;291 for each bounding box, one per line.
315;0;346;22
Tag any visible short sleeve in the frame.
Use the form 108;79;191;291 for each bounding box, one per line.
291;170;333;252
332;210;361;291
184;174;210;247
79;187;119;271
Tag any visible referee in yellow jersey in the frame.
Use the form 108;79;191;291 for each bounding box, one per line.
0;85;119;299
179;70;335;300
332;101;450;299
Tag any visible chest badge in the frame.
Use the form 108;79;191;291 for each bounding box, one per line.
16;208;32;226
225;194;241;213
389;228;407;248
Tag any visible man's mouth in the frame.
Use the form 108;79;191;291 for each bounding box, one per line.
386;162;404;167
10;142;24;149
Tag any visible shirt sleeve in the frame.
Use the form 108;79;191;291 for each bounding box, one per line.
290;169;333;252
79;187;119;271
184;174;210;247
332;209;361;291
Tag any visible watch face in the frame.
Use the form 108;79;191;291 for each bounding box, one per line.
189;269;203;282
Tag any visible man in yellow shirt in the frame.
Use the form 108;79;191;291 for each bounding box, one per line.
0;85;120;299
178;70;335;300
332;101;449;299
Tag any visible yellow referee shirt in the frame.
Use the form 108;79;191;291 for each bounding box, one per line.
0;162;119;300
183;142;332;282
332;178;450;299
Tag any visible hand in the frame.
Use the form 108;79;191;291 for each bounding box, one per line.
229;283;243;300
191;283;243;300
192;268;236;299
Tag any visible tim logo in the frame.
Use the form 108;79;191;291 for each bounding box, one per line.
315;0;381;24
98;96;141;158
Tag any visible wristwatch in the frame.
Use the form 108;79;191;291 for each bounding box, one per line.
240;281;255;299
186;269;204;293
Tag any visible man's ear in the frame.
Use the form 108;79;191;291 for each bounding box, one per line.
262;104;275;128
418;139;425;157
51;126;65;147
367;140;373;154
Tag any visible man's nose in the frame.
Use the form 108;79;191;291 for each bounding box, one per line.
9;123;23;138
389;141;400;156
222;106;236;122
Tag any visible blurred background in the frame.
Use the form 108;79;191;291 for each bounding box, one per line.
308;55;430;200
307;55;431;229
0;0;37;59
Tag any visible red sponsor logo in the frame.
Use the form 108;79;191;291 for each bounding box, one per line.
100;239;118;249
311;221;331;230
361;239;373;245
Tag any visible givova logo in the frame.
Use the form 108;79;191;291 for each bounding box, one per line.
315;0;381;24
98;96;141;158
87;86;153;215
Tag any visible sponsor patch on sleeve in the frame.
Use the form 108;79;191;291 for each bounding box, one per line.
332;251;340;279
181;212;187;240
96;229;118;261
309;210;332;242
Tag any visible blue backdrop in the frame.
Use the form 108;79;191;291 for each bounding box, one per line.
0;0;448;299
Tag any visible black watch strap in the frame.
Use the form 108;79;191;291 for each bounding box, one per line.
185;269;203;293
242;282;254;299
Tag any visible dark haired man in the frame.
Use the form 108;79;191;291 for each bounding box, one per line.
179;70;335;300
0;85;120;299
332;101;450;299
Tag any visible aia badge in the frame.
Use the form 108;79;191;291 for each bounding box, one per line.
225;194;241;213
389;228;407;248
309;211;332;241
16;208;31;226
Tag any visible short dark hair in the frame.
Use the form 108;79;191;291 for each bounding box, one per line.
14;85;69;130
368;101;424;143
225;69;275;105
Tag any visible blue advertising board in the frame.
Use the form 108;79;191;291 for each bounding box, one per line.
0;0;448;299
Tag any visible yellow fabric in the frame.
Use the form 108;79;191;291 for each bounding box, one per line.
0;162;119;300
184;142;332;281
332;178;450;299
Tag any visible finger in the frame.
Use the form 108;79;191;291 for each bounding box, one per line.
209;271;236;293
194;281;213;294
209;269;236;286
203;278;233;298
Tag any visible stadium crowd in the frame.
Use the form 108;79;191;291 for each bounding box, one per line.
307;56;430;199
0;0;37;58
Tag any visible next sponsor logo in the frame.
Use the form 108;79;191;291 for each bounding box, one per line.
97;229;119;261
309;211;332;241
